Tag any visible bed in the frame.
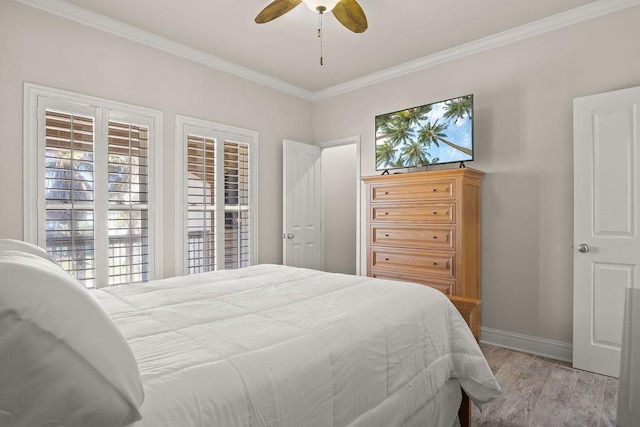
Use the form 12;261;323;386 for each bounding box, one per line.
0;240;500;427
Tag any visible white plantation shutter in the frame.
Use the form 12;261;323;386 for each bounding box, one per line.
178;117;257;274
187;135;217;273
107;120;149;284
223;141;250;269
44;110;97;287
25;85;162;289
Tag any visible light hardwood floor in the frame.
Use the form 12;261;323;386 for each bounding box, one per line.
472;344;618;427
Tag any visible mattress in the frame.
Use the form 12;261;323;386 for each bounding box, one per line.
92;264;500;426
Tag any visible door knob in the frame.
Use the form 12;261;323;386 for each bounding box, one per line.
287;233;295;239
577;243;590;253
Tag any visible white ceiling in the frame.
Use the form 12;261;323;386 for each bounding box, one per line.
19;0;637;99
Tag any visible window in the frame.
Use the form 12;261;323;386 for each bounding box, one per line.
24;84;163;288
176;116;257;274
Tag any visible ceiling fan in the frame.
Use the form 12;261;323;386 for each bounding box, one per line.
255;0;368;34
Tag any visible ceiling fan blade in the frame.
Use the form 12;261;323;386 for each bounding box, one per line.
255;0;302;24
332;0;368;33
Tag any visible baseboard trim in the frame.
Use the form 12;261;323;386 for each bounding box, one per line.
481;327;573;363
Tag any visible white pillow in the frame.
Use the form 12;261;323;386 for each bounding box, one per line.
0;239;58;265
0;251;144;427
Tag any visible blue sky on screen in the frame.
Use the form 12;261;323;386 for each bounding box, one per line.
424;103;472;163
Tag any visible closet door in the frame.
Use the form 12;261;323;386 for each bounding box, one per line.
282;140;323;270
573;85;640;378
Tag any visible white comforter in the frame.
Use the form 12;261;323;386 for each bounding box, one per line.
93;264;500;427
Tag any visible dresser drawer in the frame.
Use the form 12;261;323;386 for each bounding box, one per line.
371;247;455;279
370;179;455;202
371;203;455;223
371;225;455;250
370;268;455;295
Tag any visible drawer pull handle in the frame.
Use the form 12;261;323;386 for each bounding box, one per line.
384;212;389;215
384;234;390;237
433;236;437;239
433;212;438;215
384;192;389;195
385;258;390;261
432;189;437;192
433;262;438;266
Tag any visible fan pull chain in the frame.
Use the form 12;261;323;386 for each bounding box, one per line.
317;6;326;66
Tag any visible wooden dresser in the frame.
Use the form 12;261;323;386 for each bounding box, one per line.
362;168;484;300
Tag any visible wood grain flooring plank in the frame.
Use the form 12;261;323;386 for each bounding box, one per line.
479;342;495;356
476;350;537;422
562;369;607;425
597;376;618;427
499;355;555;424
474;420;523;426
471;345;619;427
483;345;514;376
521;364;578;426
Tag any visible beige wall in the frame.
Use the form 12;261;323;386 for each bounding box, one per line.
321;144;357;274
0;1;313;277
312;7;640;343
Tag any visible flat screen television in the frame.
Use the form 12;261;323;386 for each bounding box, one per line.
375;94;473;171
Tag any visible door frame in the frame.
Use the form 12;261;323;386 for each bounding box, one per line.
317;135;362;275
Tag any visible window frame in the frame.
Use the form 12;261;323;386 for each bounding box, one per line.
23;83;164;287
175;115;258;275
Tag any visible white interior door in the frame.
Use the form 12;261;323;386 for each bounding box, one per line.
283;140;323;269
573;85;640;378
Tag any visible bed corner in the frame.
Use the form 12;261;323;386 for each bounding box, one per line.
448;295;481;342
448;295;481;427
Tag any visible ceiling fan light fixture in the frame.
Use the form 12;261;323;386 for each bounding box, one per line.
302;0;340;13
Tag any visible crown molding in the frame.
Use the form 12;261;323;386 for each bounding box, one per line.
15;0;640;102
312;0;640;101
14;0;314;101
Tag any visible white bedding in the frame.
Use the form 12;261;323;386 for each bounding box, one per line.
92;264;500;427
